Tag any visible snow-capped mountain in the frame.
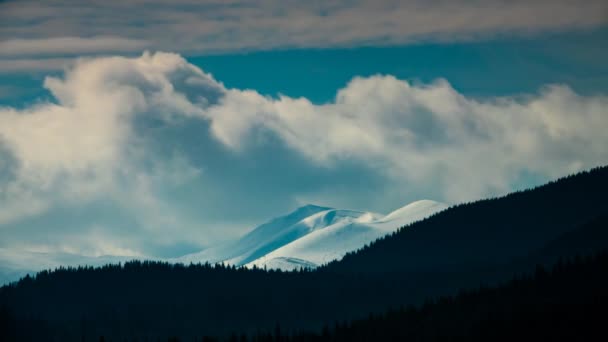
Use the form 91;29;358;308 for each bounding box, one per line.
246;200;448;270
0;200;447;285
178;200;448;270
176;204;370;265
176;204;331;265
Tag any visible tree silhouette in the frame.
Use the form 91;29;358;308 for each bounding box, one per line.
1;166;607;341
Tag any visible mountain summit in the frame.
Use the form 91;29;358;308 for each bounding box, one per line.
247;200;448;270
178;200;448;270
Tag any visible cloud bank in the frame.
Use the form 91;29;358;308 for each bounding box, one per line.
0;37;149;57
1;0;606;58
0;51;607;260
208;74;608;202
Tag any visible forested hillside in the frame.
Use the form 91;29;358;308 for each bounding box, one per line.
263;252;608;342
1;167;607;341
327;166;608;273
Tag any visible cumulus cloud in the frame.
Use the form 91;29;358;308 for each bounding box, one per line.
0;52;218;231
206;76;608;202
0;1;606;56
0;51;607;265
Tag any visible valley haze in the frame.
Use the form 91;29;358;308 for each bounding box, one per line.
0;199;447;284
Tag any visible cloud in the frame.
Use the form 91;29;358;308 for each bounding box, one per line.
0;58;74;73
0;52;218;176
0;37;149;57
206;76;608;202
0;52;219;233
0;51;607;267
0;1;606;56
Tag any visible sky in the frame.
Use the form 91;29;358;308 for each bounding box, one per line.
0;0;607;264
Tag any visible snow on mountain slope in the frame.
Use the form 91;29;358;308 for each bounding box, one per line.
246;200;448;270
0;200;448;284
227;208;380;265
176;204;362;265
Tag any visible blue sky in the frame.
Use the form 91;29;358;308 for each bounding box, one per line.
191;28;608;102
3;28;607;106
0;1;607;266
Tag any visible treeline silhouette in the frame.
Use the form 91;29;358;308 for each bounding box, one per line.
255;252;608;342
3;253;606;341
325;166;608;273
1;166;607;340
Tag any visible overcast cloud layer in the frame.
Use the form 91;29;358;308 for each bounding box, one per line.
1;0;607;61
0;52;607;263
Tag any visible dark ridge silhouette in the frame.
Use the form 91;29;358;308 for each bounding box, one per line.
3;252;607;341
1;166;607;340
531;212;608;261
324;166;608;273
254;252;608;342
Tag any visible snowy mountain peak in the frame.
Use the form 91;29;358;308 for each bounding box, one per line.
238;204;331;241
178;199;447;271
245;200;447;270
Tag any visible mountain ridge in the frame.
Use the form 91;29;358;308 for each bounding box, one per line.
1;166;607;339
326;166;608;273
246;200;448;270
178;199;447;270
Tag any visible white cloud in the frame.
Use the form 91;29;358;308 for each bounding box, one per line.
0;51;221;226
0;51;607;268
205;76;608;203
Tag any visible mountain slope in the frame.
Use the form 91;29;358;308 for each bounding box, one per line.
179;200;446;271
531;212;608;263
176;204;330;265
0;200;445;284
1;167;607;340
247;200;447;270
328;166;608;273
275;252;608;342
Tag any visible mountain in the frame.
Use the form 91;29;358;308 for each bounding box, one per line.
176;204;343;266
328;166;608;274
1;167;607;340
247;200;448;270
178;200;447;270
0;200;445;285
262;252;608;341
531;212;608;263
